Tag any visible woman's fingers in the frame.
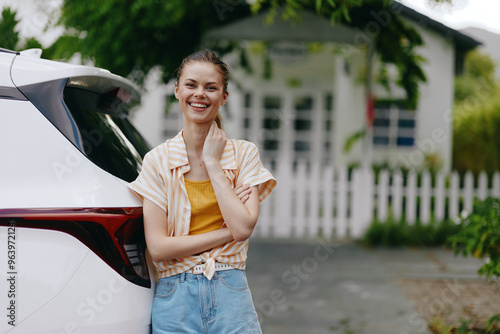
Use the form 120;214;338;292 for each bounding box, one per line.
203;121;227;163
235;184;249;195
235;184;252;204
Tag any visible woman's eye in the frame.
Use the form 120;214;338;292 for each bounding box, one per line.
207;86;217;90
186;83;195;87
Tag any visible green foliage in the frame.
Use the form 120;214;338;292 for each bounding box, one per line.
253;0;427;109
456;319;475;334
466;49;496;83
48;0;428;107
0;7;43;52
429;317;455;334
453;84;500;176
47;0;251;84
343;129;366;153
23;37;43;50
43;34;81;60
453;50;500;176
362;217;460;248
455;50;496;104
454;75;485;104
430;315;500;333
251;0;456;23
448;197;500;279
251;0;392;24
486;315;500;333
0;7;19;49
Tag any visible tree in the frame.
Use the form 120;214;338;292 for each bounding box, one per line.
0;7;19;50
0;7;42;51
250;0;453;24
453;50;500;175
454;49;496;103
45;0;251;83
45;0;451;107
250;0;456;108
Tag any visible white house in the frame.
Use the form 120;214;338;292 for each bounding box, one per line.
131;2;480;174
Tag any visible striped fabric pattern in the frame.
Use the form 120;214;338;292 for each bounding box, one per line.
129;131;276;279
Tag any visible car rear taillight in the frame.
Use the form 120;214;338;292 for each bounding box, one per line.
115;214;149;283
0;208;150;288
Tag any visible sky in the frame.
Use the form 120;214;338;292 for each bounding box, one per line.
1;0;64;46
399;0;500;34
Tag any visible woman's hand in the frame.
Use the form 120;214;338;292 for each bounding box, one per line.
235;184;252;204
143;198;234;262
202;122;260;242
203;121;227;165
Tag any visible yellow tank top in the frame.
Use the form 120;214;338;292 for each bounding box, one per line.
184;178;224;235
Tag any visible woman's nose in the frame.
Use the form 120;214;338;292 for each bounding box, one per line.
194;88;205;97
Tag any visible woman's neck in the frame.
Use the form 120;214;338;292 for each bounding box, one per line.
182;122;210;157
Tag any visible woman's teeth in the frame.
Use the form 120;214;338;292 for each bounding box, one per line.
190;103;208;108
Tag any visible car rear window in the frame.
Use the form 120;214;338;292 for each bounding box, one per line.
18;78;150;183
62;86;149;182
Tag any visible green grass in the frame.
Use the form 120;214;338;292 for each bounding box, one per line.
429;315;500;334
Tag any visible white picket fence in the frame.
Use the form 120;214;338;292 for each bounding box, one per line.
254;162;500;240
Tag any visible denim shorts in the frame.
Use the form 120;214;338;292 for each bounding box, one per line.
152;269;262;334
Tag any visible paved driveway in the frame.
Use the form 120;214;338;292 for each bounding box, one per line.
246;239;486;334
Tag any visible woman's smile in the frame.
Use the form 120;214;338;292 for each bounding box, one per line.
189;101;210;111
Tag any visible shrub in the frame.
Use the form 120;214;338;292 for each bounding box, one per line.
448;197;500;279
453;50;500;177
362;217;460;248
429;315;500;333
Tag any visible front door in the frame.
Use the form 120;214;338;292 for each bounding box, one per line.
241;89;334;170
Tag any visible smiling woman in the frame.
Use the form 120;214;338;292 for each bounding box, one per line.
128;49;276;334
174;62;228;130
174;49;229;129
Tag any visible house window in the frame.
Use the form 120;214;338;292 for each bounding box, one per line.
242;92;253;141
294;141;310;151
373;101;415;148
244;93;252;108
323;92;334;165
262;95;282;152
246;91;334;167
293;95;313;162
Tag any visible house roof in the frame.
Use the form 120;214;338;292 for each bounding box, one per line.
204;2;481;51
204;9;359;44
397;2;481;51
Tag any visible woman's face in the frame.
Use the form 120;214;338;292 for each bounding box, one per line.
175;61;228;127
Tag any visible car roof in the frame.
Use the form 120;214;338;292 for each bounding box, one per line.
9;49;140;104
0;48;19;55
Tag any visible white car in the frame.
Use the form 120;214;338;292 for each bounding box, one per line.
0;48;154;333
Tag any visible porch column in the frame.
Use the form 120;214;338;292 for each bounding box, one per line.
250;88;263;150
311;91;325;168
280;90;294;164
331;56;351;169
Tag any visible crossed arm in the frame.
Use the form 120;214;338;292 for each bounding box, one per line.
144;125;262;264
143;183;258;263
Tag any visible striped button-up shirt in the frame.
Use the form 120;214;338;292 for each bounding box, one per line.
129;131;276;279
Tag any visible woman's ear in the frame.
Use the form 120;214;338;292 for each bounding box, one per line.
220;90;229;106
174;82;179;99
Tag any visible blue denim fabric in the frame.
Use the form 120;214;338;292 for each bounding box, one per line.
152;269;262;334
